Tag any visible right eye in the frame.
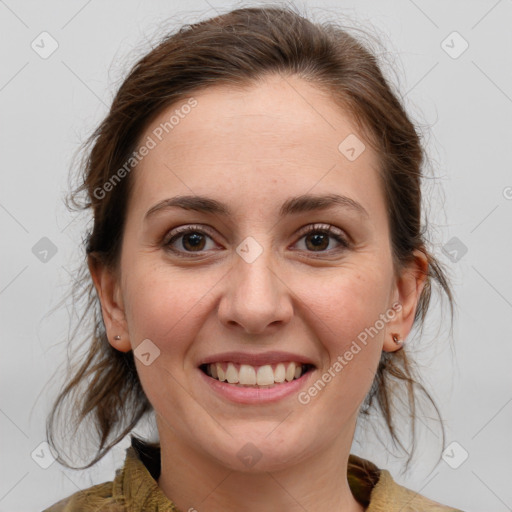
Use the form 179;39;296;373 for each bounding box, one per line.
162;225;221;257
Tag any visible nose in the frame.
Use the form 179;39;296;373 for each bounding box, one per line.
217;243;294;335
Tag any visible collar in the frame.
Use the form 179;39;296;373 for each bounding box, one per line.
111;436;459;512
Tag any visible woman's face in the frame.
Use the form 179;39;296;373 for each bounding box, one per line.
95;74;426;472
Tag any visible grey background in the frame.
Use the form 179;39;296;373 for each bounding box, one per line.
1;0;511;510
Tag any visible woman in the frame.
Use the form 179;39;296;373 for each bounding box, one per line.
44;5;463;511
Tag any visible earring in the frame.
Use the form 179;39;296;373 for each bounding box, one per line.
114;335;121;341
392;333;403;345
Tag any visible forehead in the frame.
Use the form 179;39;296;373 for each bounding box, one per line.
130;74;384;218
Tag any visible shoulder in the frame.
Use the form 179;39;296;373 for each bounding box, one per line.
42;481;123;512
368;468;464;512
41;439;169;512
347;453;464;512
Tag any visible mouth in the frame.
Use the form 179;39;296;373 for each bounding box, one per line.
199;361;315;388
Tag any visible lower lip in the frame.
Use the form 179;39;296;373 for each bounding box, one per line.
198;367;314;404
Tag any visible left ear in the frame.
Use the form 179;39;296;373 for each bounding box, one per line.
383;249;429;352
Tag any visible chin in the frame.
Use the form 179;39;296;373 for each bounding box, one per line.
200;423;316;473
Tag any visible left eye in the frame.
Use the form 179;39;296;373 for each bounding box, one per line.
163;223;349;257
294;224;350;253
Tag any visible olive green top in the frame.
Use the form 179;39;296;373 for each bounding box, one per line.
44;437;463;511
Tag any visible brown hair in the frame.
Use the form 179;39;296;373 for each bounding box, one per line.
47;3;454;470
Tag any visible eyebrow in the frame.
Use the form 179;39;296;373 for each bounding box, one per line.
144;193;369;221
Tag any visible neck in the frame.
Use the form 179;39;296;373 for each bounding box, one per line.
156;423;365;512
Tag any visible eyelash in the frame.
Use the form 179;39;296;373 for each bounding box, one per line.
162;223;350;258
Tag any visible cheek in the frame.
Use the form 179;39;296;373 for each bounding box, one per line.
122;264;211;357
300;265;390;342
294;267;389;401
122;266;216;416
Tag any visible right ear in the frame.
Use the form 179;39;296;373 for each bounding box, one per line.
88;254;131;353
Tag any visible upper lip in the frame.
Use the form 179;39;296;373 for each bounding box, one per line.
198;351;316;367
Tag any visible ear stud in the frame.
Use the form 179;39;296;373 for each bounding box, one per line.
392;333;403;345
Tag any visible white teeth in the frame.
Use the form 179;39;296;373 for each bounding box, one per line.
274;363;286;382
206;361;308;386
256;365;275;386
217;364;226;382
285;362;296;382
226;362;238;383
239;364;257;385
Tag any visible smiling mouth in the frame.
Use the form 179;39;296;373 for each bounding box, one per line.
199;362;315;388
